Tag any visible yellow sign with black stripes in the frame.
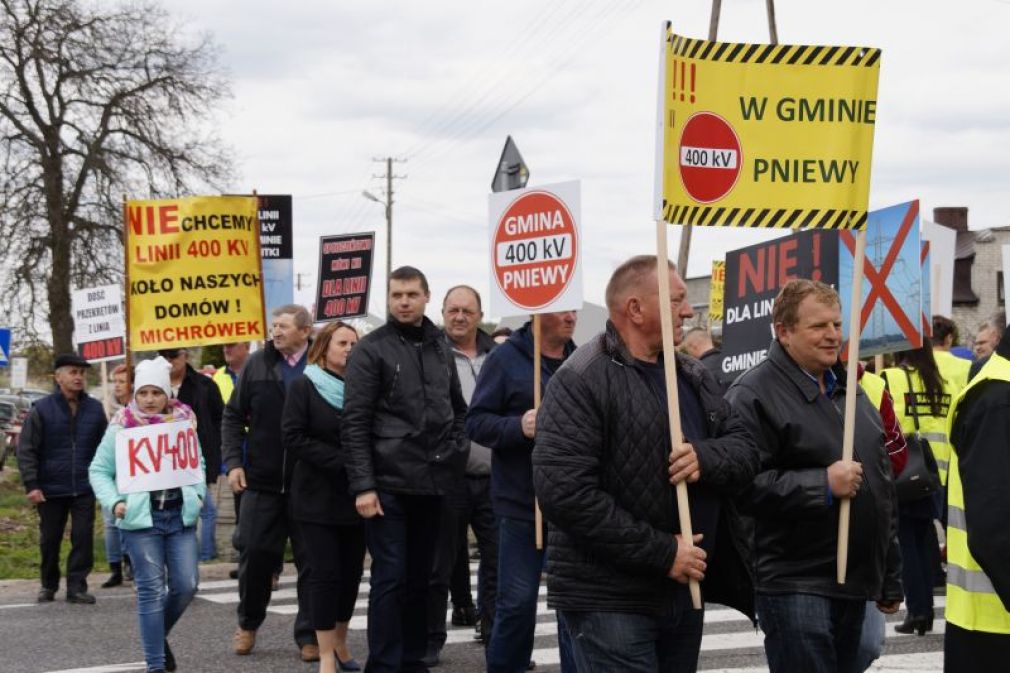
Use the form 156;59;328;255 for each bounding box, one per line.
654;25;881;230
709;260;725;322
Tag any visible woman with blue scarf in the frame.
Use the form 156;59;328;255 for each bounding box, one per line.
283;321;365;673
89;356;205;673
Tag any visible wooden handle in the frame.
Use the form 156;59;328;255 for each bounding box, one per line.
533;314;544;551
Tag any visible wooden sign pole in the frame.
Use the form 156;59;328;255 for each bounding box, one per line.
837;227;868;584
533;313;544;550
658;221;702;609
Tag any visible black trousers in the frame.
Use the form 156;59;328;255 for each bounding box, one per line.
297;520;366;630
945;622;1010;673
428;475;499;648
37;493;95;594
234;489;315;645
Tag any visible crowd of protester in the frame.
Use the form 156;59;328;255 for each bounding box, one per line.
14;261;1010;673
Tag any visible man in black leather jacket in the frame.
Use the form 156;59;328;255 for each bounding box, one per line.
343;266;469;673
725;279;903;673
533;256;760;672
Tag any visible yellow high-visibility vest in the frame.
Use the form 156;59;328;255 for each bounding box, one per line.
944;352;1010;634
860;370;886;411
880;366;955;485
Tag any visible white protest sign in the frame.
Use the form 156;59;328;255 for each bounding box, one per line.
10;357;27;390
922;220;956;318
72;284;125;362
488;180;583;318
115;420;203;494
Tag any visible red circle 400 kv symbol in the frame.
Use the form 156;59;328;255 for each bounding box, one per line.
678;112;743;204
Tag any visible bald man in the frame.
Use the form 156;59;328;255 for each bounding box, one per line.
533;255;759;672
682;327;730;393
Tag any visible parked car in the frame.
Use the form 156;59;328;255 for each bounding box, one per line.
19;388;50;404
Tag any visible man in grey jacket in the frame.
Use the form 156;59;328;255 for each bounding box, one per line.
426;285;499;664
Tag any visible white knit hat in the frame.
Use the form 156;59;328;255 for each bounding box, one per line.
133;356;172;399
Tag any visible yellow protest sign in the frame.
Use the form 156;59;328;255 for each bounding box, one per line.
709;260;725;322
126;196;266;350
655;25;880;230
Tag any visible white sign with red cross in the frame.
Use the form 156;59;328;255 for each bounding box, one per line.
488;180;583;318
115;421;203;494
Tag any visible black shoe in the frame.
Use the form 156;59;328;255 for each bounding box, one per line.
421;644;440;667
102;563;123;588
894;613;934;636
37;588;55;602
527;661;536;671
451;604;477;626
66;591;96;604
164;640;176;672
229;568;239;580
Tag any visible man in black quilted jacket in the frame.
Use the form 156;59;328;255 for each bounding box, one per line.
533;255;760;672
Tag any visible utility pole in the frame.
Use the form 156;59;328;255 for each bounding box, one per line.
364;157;406;314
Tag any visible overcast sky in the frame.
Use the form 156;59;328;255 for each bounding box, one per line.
170;0;1010;320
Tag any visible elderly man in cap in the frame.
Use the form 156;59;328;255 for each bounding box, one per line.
18;354;108;603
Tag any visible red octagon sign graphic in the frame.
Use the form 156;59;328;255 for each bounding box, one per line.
678;111;743;204
492;190;578;311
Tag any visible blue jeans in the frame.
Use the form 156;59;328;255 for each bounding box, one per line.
757;593;865;673
855;601;885;672
561;600;704;673
364;492;441;673
122;508;199;673
102;505;124;564
487;517;577;673
198;487;217;561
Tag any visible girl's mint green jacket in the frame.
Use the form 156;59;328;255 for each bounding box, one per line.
88;423;206;530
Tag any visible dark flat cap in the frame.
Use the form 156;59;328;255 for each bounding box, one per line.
53;353;91;370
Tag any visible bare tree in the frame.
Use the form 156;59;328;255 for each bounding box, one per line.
0;0;234;353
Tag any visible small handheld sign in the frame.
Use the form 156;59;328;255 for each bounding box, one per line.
488;181;582;318
115;421;203;494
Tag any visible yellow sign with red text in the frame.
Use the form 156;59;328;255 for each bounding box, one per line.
126;196;266;350
655;25;881;230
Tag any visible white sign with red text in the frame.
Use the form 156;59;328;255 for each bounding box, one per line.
488;180;583;318
115;421;203;494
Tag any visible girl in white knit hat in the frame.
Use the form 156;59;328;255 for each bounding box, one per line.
89;356;205;673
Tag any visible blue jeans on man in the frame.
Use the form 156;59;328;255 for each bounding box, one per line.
198;487;217;561
121;507;199;673
486;517;577;673
757;593;865;673
560;594;704;673
364;491;441;673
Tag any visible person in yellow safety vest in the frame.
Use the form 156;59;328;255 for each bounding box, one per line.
944;330;1010;671
931;315;971;402
881;345;955;638
856;364;909;673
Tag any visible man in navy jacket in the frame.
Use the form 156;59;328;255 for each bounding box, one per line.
466;312;578;673
18;354;107;604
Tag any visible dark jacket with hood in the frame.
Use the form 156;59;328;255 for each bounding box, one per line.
532;322;759;618
222;340;307;494
725;339;903;603
176;364;224;484
466;321;576;521
343;316;469;496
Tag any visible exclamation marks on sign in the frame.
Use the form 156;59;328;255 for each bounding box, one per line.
672;60;697;103
811;233;822;281
236;299;242;312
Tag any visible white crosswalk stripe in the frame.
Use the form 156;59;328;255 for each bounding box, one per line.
196;563;945;671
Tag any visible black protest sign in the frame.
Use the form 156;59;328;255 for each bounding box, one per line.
314;233;374;322
720;229;839;380
257;194;292;259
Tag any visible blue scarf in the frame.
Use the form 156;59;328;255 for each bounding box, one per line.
303;364;345;410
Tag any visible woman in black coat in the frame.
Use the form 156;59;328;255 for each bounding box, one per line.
283;321;364;673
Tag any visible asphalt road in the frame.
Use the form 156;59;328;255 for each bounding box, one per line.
0;562;944;673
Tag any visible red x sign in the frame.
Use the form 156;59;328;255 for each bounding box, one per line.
840;200;922;357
